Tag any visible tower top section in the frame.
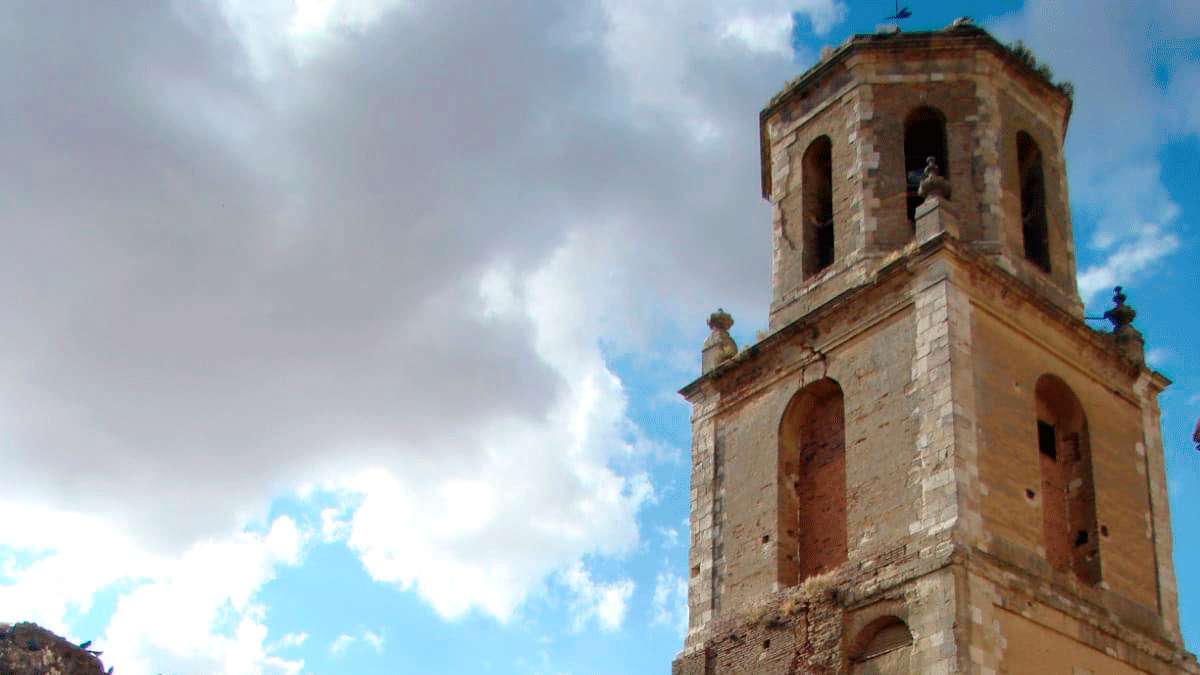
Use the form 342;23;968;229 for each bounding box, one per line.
760;22;1082;330
761;24;1074;180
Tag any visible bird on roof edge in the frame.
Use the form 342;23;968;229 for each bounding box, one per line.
886;0;912;20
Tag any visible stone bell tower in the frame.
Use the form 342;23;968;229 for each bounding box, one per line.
674;22;1195;675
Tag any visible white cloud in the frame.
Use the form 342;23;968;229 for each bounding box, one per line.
319;505;352;543
1166;59;1200;136
559;562;636;633
362;628;384;652
329;626;384;657
328;332;652;622
1147;348;1171;368
0;514;308;675
657;527;680;549
300;233;681;624
268;632;309;650
329;633;355;657
651;570;688;636
285;0;400;39
721;13;795;56
0;505;159;636
598;0;843;135
97;517;306;675
596;584;636;631
1077;222;1181;301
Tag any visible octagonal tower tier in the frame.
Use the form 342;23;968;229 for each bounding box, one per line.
762;23;1081;329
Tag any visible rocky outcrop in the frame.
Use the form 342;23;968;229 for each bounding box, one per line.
0;622;109;675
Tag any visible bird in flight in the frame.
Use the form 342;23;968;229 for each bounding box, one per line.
886;0;912;19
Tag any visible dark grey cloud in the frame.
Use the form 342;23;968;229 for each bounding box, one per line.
0;0;800;552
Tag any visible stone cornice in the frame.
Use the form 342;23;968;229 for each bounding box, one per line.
680;233;1168;403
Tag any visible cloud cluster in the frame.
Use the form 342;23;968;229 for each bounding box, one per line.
0;0;836;669
329;626;382;657
99;517;305;675
0;511;306;675
651;570;688;636
558;562;636;633
0;0;820;552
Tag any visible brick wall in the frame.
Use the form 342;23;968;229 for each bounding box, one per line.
779;380;847;586
969;275;1161;615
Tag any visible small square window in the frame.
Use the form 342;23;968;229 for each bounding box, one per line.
1038;420;1056;460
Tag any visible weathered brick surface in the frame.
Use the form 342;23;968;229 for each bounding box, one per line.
676;23;1195;675
779;380;847;585
968;273;1161;613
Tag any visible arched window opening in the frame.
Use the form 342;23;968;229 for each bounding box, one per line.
904;107;948;226
1018;131;1051;272
777;378;846;587
851;617;913;674
1035;375;1100;585
802;136;835;277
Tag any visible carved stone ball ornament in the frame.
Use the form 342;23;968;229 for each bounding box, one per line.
917;156;952;200
701;308;738;373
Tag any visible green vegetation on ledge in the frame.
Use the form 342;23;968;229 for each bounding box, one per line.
1007;40;1076;100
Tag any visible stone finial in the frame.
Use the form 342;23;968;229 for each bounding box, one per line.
1103;286;1145;365
1103;286;1136;331
917;156;951;200
702;308;738;374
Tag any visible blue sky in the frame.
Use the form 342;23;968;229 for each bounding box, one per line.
0;1;1197;674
